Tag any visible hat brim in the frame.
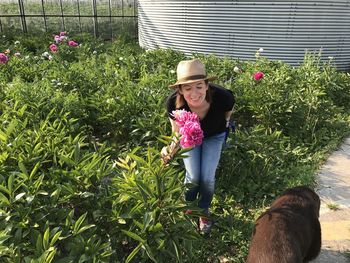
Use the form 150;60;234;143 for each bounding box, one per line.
169;76;217;89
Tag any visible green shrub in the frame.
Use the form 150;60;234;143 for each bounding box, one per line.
1;31;349;262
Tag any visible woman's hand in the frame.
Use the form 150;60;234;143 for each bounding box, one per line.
161;145;172;164
161;138;180;164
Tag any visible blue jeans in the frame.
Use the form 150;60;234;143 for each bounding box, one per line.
182;132;226;214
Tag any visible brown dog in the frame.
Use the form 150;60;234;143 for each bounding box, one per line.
246;186;321;263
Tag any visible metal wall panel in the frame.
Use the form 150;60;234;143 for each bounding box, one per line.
138;0;350;71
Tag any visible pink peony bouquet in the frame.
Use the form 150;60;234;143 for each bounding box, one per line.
172;110;204;148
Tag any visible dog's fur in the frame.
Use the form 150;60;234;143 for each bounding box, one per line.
246;186;321;263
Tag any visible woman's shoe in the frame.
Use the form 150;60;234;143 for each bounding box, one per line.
199;216;212;234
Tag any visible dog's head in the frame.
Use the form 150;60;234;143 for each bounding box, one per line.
278;186;320;218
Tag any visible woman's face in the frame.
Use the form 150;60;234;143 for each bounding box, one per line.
179;80;208;108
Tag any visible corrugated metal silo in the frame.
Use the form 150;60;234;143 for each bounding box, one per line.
138;0;350;71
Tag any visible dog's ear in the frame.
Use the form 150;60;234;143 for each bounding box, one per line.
314;194;321;218
305;187;320;218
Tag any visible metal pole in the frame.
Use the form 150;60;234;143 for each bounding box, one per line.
18;0;27;33
134;0;137;39
59;0;65;31
92;0;98;37
108;0;112;39
77;0;82;33
41;0;47;32
121;0;124;32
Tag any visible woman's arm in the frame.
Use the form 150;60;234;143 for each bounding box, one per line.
224;110;233;127
161;118;181;163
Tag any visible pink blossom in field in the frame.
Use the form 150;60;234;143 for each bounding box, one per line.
253;71;265;81
59;31;66;36
49;44;58;53
0;53;9;64
68;40;78;47
54;35;61;43
59;36;67;42
172;110;200;127
54;34;67;43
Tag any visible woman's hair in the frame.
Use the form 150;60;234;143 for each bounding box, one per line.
175;80;211;108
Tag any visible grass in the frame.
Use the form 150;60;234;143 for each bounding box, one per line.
344;250;350;259
327;203;341;211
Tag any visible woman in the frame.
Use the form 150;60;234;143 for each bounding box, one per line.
162;59;235;234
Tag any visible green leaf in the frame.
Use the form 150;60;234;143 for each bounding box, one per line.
0;234;10;244
50;230;62;246
172;239;181;262
115;159;130;170
0;193;10;206
18;105;27;117
125;242;142;263
7;174;14;195
75;224;95;235
46;248;57;263
73;213;87;235
0;130;7;142
143;243;158;263
36;233;43;253
121;230;145;243
136;182;150;203
58;155;75;167
143;212;152;231
0;185;10;195
129;153;148;165
14;227;22;243
74;142;81;163
50;189;60;198
29;162;41;180
14;192;25;201
43;228;50;250
5;119;17;136
18;162;28;177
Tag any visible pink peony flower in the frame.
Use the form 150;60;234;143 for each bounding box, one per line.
0;53;9;64
59;36;67;42
49;44;58;53
172;110;200;127
54;34;67;43
68;40;78;47
172;110;204;148
253;71;265;81
179;121;203;148
54;35;61;43
59;31;66;36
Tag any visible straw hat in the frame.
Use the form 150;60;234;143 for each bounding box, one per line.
169;59;217;88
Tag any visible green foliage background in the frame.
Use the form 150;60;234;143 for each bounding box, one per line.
0;31;350;262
